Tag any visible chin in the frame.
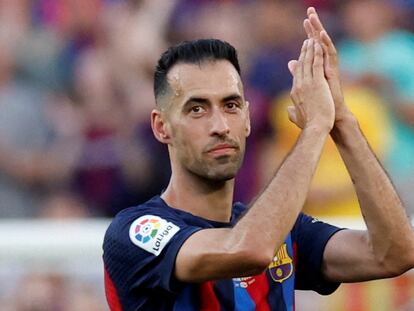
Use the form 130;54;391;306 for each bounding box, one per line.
186;154;243;182
204;165;239;182
207;172;236;182
189;165;238;183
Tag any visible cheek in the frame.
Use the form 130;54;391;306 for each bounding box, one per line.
229;115;249;138
173;125;204;157
175;118;207;141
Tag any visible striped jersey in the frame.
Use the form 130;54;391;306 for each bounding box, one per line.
103;195;341;310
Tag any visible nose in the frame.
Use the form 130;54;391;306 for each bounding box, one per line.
209;109;230;137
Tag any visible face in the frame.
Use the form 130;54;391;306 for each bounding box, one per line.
160;60;250;182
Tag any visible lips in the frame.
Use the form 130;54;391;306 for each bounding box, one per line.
207;143;238;156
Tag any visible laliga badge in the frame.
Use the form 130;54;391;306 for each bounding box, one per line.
129;215;180;256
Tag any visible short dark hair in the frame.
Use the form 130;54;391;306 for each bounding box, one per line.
153;39;241;105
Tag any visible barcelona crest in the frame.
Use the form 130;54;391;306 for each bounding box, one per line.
268;243;293;283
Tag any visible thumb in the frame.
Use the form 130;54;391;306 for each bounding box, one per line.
287;105;298;124
288;60;298;76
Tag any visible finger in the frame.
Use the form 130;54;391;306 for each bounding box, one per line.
287;105;298;125
313;41;324;78
318;40;332;72
320;30;337;59
320;41;331;74
303;19;313;39
304;38;314;79
307;6;316;16
307;7;338;72
298;39;307;62
308;8;335;59
308;7;325;33
288;60;298;76
320;41;329;54
296;39;308;84
305;18;320;41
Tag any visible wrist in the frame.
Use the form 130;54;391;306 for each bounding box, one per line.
304;115;335;134
335;106;355;124
303;123;332;137
333;110;358;131
331;112;360;145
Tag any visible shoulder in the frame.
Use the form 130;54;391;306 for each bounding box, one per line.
103;196;185;253
103;196;215;260
102;196;204;298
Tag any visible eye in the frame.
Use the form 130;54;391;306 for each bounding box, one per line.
191;106;203;113
225;102;239;111
188;105;206;115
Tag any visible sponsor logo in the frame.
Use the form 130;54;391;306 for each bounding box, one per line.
233;276;256;288
268;243;293;283
129;215;180;256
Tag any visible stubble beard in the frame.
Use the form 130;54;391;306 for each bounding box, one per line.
183;148;244;183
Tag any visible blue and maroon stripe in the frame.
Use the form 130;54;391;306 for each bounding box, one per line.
173;235;297;311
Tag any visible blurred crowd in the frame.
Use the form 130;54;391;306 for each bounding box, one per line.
1;0;414;219
0;270;106;311
1;0;414;309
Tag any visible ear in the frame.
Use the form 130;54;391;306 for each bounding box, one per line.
245;101;251;137
151;109;171;144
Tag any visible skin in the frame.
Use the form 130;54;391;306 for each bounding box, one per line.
152;41;336;282
150;7;414;285
299;7;414;282
152;60;250;222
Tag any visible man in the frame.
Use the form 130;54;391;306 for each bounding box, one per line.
103;8;414;311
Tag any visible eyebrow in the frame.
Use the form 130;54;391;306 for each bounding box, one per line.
185;97;209;105
223;94;243;102
184;93;243;106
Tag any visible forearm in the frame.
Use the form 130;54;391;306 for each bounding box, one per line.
231;126;330;262
176;126;330;282
176;38;336;282
233;39;334;262
331;112;414;271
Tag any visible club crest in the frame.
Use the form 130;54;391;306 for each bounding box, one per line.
268;243;293;283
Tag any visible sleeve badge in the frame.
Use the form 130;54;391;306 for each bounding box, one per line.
129;215;180;256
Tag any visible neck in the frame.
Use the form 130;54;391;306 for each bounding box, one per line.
161;169;235;223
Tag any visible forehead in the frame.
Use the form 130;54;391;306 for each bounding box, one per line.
167;60;243;101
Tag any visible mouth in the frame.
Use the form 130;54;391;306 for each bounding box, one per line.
207;144;238;157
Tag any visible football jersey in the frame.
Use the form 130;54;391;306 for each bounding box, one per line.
103;196;342;311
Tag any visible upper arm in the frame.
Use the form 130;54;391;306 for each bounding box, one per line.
322;229;412;283
293;214;342;294
104;213;205;294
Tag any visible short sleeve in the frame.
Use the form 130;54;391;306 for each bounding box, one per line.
103;211;203;296
293;213;343;295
